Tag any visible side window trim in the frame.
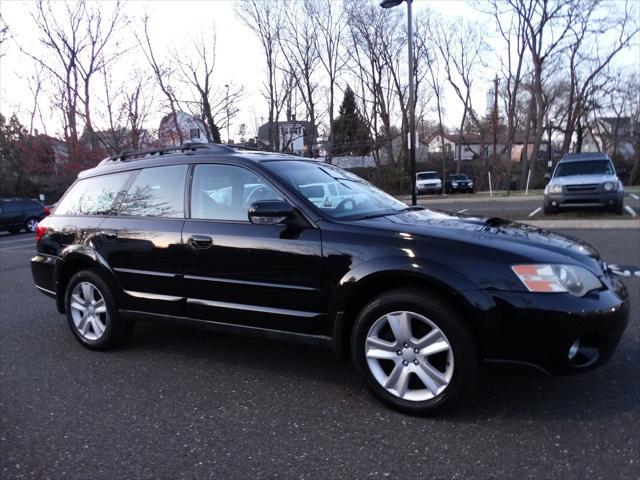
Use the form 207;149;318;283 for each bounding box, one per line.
110;169;141;216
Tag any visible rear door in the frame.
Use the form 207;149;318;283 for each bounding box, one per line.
182;163;327;335
97;164;188;316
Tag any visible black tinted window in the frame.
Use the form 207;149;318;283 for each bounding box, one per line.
417;173;438;180
119;165;188;218
55;172;131;216
191;164;282;221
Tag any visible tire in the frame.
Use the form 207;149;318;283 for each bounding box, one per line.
543;203;557;215
9;228;21;234
351;288;479;415
25;217;39;233
65;268;134;350
612;201;624;215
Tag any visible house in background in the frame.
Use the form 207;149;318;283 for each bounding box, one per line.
583;117;636;161
423;133;535;162
159;111;208;146
257;116;317;156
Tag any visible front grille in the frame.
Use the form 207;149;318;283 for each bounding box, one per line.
566;184;598;192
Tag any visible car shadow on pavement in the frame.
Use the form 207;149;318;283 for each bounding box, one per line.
123;320;638;422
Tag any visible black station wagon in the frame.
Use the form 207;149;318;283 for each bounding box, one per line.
31;144;630;414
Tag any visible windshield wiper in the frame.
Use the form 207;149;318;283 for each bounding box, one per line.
354;206;423;221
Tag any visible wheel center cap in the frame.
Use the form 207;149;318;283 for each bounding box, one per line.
402;349;417;363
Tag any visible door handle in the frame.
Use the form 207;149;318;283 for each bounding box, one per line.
100;230;118;240
189;234;213;249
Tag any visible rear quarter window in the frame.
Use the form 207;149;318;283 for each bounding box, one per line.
55;172;132;216
118;165;188;218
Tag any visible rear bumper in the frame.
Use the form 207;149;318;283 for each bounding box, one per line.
481;277;629;375
545;191;623;209
31;253;59;298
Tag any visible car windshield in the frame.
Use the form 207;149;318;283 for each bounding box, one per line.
417;173;438;180
264;160;408;220
450;175;467;181
554;160;614;177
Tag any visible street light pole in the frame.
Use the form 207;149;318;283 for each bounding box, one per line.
380;0;416;206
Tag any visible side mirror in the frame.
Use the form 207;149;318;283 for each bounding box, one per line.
248;200;295;225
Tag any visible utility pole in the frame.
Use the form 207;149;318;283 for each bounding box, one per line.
492;75;499;185
380;0;416;206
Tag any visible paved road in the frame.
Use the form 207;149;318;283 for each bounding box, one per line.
1;229;639;479
399;191;640;220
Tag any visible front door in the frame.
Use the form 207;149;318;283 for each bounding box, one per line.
182;163;327;335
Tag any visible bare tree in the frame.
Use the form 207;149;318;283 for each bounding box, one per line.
236;0;283;151
344;0;398;165
24;0;125;160
310;0;346;161
506;0;576;184
136;13;183;144
0;13;10;57
431;16;485;174
559;0;639;154
279;1;320;156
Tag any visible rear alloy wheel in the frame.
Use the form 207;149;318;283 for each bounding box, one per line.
352;289;478;415
25;217;39;232
65;268;134;350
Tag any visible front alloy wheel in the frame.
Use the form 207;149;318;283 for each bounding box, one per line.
352;289;478;415
365;311;454;401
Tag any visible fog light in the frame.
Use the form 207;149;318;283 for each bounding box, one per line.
568;340;580;360
552;201;558;207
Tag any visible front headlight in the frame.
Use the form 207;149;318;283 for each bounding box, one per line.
511;264;602;297
603;181;617;191
547;184;562;193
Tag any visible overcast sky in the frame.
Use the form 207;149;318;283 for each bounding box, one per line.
0;0;637;141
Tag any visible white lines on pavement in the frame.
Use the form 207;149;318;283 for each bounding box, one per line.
0;244;35;252
457;208;469;213
0;237;35;246
624;205;637;217
528;207;542;218
630;193;639;201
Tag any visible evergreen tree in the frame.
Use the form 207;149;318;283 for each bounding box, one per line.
331;87;371;156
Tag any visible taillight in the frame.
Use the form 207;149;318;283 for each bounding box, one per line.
35;221;47;242
44;206;51;215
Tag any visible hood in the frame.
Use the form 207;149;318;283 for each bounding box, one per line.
549;174;618;186
417;178;441;185
353;209;601;265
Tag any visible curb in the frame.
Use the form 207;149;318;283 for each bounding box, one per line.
520;219;640;229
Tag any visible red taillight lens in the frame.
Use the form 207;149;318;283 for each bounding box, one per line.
35;222;47;242
44;206;51;215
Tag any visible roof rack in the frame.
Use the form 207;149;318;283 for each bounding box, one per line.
100;143;236;165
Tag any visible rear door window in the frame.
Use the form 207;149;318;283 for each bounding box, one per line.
119;165;188;218
55;172;132;216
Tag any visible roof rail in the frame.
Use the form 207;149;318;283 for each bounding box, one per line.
100;143;235;165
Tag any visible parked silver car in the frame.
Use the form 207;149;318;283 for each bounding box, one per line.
544;153;624;215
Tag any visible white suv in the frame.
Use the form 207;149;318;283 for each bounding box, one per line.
416;171;443;195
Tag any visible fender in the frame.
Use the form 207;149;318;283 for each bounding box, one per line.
327;256;498;349
54;245;123;312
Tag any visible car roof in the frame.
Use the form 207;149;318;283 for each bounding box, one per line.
78;143;322;179
560;152;611;163
417;171;437;174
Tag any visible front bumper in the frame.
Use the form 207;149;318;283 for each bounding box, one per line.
481;275;629;375
417;184;442;194
545;190;623;209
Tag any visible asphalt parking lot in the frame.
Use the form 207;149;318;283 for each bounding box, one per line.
1;228;639;479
